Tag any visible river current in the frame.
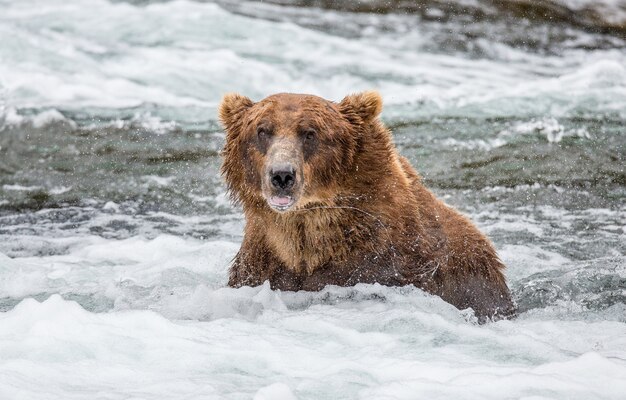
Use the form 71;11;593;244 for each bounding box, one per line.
1;1;625;399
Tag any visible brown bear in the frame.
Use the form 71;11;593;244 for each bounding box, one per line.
219;91;516;322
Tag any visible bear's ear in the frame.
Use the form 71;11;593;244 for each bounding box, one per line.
338;91;383;124
219;93;254;130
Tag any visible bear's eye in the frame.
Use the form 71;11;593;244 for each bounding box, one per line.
254;126;272;154
257;126;272;142
302;128;318;160
303;128;316;142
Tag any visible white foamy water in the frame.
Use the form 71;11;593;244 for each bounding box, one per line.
1;0;625;398
1;291;625;399
1;0;625;128
0;204;624;399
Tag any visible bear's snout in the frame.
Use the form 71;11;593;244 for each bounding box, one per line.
267;163;298;211
263;138;304;212
270;164;296;190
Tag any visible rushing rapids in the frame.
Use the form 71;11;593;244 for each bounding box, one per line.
0;0;625;398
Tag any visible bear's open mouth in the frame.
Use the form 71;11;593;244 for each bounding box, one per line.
268;195;295;211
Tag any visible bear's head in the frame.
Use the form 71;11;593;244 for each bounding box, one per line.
219;91;383;213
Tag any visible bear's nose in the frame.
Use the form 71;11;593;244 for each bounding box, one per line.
270;165;296;190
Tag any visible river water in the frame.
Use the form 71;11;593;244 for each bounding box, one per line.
1;0;625;399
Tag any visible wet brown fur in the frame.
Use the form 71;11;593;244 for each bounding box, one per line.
220;91;516;322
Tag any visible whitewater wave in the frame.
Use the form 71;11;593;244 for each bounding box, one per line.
1;0;625;126
1;281;625;399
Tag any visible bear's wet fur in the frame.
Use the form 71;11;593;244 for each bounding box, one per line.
220;91;516;322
